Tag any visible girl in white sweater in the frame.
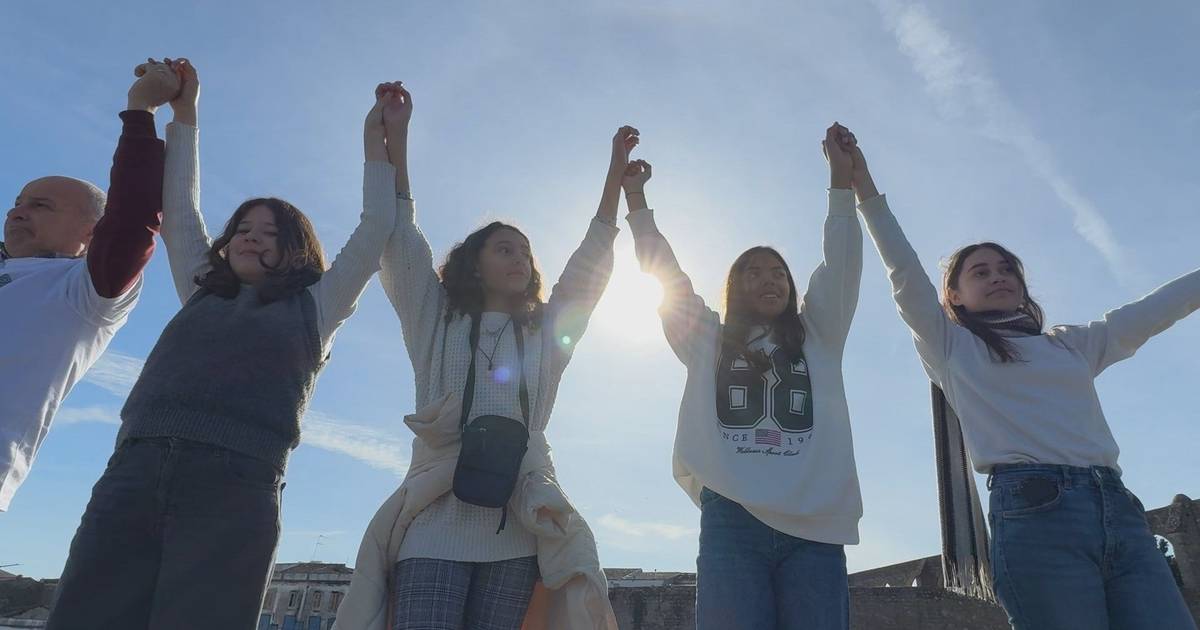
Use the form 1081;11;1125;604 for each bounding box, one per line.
372;114;636;629
856;134;1198;629
625;124;867;630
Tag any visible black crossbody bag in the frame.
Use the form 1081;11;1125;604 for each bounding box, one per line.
452;315;530;533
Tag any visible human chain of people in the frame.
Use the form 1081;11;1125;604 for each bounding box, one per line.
2;57;1198;630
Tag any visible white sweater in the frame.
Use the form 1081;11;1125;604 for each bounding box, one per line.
627;189;865;546
379;199;618;563
859;194;1200;473
161;123;397;351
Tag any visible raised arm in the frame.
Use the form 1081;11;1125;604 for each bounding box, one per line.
855;140;954;374
1055;268;1200;375
159;59;216;305
799;123;864;347
542;127;630;370
86;58;174;299
377;84;448;372
308;83;401;346
623;158;721;366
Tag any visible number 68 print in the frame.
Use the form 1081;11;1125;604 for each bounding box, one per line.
716;348;814;433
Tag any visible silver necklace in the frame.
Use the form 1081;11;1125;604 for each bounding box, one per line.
477;316;512;372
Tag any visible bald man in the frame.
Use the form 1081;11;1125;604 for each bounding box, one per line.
0;60;179;512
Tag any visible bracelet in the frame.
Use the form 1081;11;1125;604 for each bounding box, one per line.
396;191;414;201
625;190;646;197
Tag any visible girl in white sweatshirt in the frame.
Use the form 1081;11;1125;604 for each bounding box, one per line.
856;133;1198;629
625;124;867;630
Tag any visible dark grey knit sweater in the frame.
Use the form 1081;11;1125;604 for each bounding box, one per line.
120;286;324;471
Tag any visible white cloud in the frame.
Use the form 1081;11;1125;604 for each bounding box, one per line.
56;405;121;426
877;1;1138;285
300;410;411;476
597;514;698;541
83;350;145;397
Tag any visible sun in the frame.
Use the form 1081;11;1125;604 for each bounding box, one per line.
591;244;666;347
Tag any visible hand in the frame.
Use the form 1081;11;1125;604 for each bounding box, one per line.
822;122;854;189
365;83;389;134
166;58;199;124
378;81;412;130
128;58;182;112
623;159;652;193
611;125;639;171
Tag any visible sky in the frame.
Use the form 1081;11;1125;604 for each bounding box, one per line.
2;0;1198;580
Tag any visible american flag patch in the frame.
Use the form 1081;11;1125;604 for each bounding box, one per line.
755;429;781;446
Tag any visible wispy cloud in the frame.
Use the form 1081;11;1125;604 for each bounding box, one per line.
299;411;410;476
876;1;1139;285
56;405;121;426
76;352;410;475
597;514;697;540
84;350;145;397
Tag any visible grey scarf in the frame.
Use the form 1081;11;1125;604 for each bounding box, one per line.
932;311;1036;601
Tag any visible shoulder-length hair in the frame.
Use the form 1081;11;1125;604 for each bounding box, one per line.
721;246;805;369
941;242;1045;362
439;221;544;326
195;197;326;302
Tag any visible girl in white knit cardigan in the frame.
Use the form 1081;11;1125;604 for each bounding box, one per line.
340;111;636;630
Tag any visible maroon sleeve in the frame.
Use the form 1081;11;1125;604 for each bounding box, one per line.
86;110;165;298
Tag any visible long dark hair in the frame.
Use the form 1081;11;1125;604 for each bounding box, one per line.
196;197;326;302
721;246;806;369
941;242;1045;362
439;221;544;326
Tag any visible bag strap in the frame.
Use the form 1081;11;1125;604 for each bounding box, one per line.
460;314;531;430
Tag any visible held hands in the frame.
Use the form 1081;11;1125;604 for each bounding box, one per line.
127;58;183;113
365;82;411;162
823;122;854;189
610;125;640;175
365;82;411;139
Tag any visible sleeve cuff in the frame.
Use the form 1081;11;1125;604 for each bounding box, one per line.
625;207;658;237
363;161;398;215
165;121;198;142
588;215;621;240
856;193;888;215
827;188;856;217
119;110;157;139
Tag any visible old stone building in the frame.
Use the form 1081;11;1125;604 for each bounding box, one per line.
258;562;353;630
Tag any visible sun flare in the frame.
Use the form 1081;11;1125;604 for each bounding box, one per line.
593;245;666;346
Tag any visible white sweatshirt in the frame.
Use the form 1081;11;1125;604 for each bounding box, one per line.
627;189;865;546
859;194;1200;473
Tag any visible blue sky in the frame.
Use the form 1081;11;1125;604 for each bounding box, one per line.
2;1;1198;579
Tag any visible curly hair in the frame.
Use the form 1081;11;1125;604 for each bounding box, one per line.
941;241;1045;362
195;197;326;302
721;246;806;370
439;221;544;325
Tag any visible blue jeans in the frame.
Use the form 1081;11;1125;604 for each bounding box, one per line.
47;437;283;630
988;464;1196;630
696;488;849;630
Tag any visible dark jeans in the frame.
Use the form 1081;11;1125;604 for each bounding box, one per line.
988;463;1196;630
47;437;283;630
696;488;849;630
